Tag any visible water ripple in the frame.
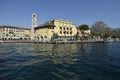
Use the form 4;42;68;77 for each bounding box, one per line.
0;42;120;80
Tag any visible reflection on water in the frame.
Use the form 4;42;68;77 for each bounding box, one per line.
0;42;120;80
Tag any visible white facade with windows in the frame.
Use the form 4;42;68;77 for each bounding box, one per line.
0;26;31;40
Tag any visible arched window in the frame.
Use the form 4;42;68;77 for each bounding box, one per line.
67;32;69;34
60;31;62;34
70;31;72;34
67;27;69;30
60;27;62;29
64;31;66;34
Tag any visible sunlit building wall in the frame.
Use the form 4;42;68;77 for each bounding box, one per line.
34;19;77;41
0;26;31;40
31;13;37;40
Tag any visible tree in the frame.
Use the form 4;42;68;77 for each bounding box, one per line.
103;34;109;38
52;33;58;40
90;21;113;38
79;24;89;30
79;24;90;39
91;21;107;35
112;28;120;38
104;27;113;37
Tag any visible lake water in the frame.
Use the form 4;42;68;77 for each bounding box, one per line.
0;42;120;80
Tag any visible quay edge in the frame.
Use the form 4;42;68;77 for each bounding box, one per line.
0;40;115;44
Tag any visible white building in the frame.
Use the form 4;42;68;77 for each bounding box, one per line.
0;26;31;40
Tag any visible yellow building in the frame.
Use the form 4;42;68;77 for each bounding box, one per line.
23;29;31;39
35;19;77;41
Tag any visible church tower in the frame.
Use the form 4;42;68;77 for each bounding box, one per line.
31;13;37;40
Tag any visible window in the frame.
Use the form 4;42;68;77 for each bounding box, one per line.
70;31;72;34
33;23;35;25
67;27;69;30
60;27;62;29
60;31;62;34
33;15;36;17
64;31;66;34
67;32;69;34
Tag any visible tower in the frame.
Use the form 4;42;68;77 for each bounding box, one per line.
31;13;37;40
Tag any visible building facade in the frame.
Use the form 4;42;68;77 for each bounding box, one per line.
83;30;91;37
0;26;31;40
0;14;91;41
35;19;77;41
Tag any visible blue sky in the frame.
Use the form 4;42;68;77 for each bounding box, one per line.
0;0;120;28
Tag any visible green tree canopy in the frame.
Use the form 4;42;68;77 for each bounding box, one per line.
52;33;58;39
79;24;89;30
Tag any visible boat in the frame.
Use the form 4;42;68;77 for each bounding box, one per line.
103;37;114;42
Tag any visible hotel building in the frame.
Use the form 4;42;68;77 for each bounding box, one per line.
0;26;31;40
34;19;78;41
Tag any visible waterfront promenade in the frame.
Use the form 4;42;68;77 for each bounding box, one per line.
0;39;109;44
